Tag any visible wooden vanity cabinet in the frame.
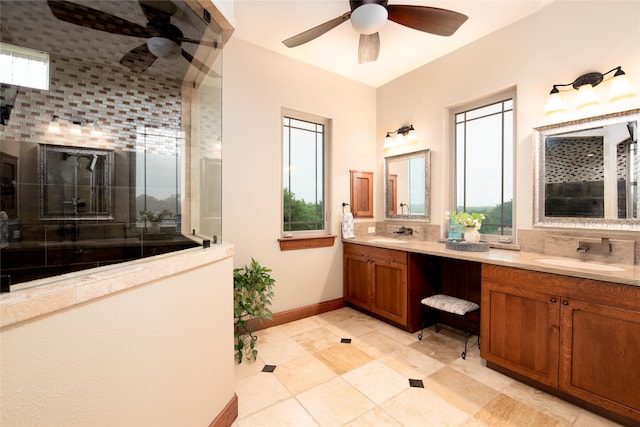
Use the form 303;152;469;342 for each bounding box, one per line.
481;264;640;425
344;242;407;326
343;243;433;331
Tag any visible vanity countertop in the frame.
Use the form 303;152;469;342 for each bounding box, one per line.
344;236;640;287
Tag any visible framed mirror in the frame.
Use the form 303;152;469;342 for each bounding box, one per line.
384;149;431;221
38;144;114;220
533;109;639;230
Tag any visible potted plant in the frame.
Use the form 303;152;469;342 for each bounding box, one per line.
139;209;171;234
234;258;275;363
448;211;485;243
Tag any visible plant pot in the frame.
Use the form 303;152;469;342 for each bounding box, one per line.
463;227;481;243
148;222;161;234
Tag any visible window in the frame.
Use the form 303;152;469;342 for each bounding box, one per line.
282;110;329;234
453;93;514;241
0;42;49;90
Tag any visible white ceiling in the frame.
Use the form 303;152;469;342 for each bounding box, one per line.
231;0;552;87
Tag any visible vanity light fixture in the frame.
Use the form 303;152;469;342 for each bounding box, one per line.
384;124;416;148
544;66;634;113
49;114;101;135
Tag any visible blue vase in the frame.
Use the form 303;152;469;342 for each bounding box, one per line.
448;218;462;240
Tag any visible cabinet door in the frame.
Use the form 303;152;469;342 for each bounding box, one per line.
481;281;560;388
560;298;640;423
349;170;373;218
344;253;372;311
371;260;408;326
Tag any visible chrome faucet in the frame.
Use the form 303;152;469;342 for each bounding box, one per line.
394;226;413;236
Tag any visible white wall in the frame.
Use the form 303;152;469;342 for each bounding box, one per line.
222;1;640;315
222;38;377;313
377;0;640;237
0;256;234;427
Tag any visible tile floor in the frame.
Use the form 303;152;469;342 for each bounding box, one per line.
233;307;622;427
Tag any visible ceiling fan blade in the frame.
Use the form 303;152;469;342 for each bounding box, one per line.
358;33;380;64
387;5;468;36
120;44;157;73
178;37;218;48
47;1;150;38
282;12;351;48
181;49;212;75
138;0;177;24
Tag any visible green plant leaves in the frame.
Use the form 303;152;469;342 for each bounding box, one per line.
233;258;275;363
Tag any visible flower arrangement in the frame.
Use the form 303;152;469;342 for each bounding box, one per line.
445;210;485;230
139;209;172;223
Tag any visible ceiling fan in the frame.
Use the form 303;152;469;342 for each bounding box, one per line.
47;0;216;73
282;0;468;64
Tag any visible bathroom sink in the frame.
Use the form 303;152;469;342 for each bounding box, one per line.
369;237;408;244
534;258;625;272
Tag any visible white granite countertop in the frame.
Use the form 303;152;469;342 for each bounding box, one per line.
344;236;640;287
0;243;235;328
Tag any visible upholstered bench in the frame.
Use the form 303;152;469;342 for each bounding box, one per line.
418;294;480;359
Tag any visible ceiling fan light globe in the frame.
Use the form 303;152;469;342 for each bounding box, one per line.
147;37;181;58
351;3;388;34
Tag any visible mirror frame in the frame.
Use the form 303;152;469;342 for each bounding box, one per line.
384;149;431;222
38;144;114;221
533;108;639;230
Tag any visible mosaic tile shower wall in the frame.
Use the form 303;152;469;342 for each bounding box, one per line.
0;0;225;287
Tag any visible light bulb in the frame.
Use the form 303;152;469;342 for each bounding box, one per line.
608;72;634;100
544;90;564;113
351;3;388;35
576;84;598;108
383;132;394;148
147;37;181;58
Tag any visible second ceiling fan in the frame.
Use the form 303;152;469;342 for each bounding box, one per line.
282;0;468;64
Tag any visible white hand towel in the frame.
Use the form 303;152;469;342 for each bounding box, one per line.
342;209;355;239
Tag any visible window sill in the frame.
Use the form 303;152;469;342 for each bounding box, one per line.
278;235;336;251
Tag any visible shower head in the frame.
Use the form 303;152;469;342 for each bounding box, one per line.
87;154;98;172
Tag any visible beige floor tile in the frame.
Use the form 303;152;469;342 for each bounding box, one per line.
322;317;377;339
409;330;466;364
381;386;470;426
316;306;368;324
236;397;319;427
274;354;337;395
235;372;291;419
254;335;309;366
292;326;341;353
234;355;266;382
502;380;582;424
343;360;409;405
353;330;405;358
314;342;373;375
253;324;289;343
297;377;376;426
423;366;499;415
573;408;627;426
344;407;402;427
380;346;444;379
278;316;324;337
234;308;624;427
474;393;571;427
449;351;514;392
375;321;421;346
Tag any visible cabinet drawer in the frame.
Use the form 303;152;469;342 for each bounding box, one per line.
344;242;407;265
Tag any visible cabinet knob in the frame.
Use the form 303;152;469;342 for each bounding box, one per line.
562;300;569;306
550;298;557;303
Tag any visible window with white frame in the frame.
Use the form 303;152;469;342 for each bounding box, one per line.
453;92;514;241
282;109;329;234
0;42;49;90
